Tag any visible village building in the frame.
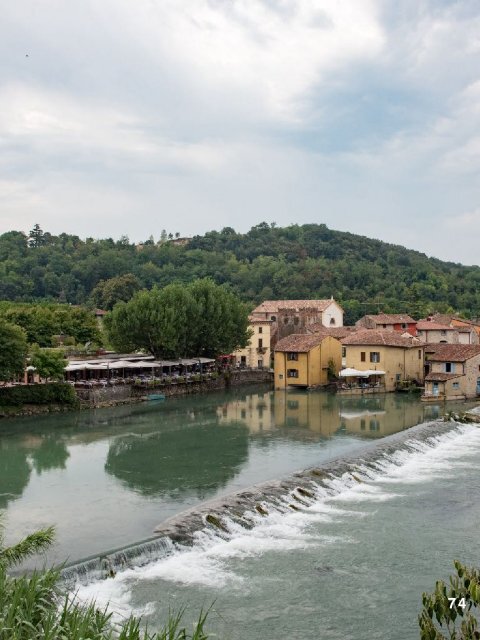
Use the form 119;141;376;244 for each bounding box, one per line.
415;321;461;344
274;333;342;390
233;317;272;369
233;298;344;369
355;313;417;336
341;330;425;392
420;315;479;344
422;344;480;401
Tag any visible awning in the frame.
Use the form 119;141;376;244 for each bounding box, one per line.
339;368;385;377
339;368;369;378
65;363;87;371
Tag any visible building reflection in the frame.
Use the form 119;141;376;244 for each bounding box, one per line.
217;390;444;439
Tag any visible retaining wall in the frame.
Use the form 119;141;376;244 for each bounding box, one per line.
76;370;273;408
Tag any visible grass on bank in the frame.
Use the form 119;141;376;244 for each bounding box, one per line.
0;521;209;640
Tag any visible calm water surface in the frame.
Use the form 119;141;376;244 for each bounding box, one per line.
0;386;449;566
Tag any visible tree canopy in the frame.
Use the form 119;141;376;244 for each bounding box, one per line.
30;348;68;381
0;320;28;382
105;279;250;358
1;223;480;324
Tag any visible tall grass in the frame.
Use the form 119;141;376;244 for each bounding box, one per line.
0;519;209;640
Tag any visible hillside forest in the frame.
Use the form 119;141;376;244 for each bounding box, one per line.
1;222;480;327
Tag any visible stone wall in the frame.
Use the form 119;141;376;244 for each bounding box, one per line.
76;370;274;408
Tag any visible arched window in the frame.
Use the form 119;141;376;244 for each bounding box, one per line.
330;317;336;325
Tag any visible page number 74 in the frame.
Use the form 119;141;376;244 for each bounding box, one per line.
448;598;467;610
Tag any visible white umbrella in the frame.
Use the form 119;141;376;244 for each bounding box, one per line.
363;370;386;376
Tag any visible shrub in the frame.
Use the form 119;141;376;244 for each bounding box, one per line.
0;383;77;407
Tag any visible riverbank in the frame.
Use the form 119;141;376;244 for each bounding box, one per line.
0;370;274;418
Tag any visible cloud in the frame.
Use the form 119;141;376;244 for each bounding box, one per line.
0;0;479;267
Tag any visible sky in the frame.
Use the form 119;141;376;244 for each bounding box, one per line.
0;0;479;265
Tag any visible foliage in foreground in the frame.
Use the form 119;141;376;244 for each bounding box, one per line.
0;520;209;640
419;561;480;639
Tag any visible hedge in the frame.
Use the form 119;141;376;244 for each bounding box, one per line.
0;383;78;407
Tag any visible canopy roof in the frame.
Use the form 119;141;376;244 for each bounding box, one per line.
339;368;385;377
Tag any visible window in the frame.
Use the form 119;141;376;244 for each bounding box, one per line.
241;409;246;419
453;382;460;390
445;362;454;373
418;349;422;359
287;400;299;409
271;316;276;321
370;352;380;363
396;373;401;381
241;356;246;364
284;317;289;325
330;317;336;325
258;327;263;334
294;317;299;325
287;369;299;378
342;347;346;357
287;352;298;361
441;330;446;336
258;338;263;348
360;419;366;431
361;352;366;362
382;324;387;328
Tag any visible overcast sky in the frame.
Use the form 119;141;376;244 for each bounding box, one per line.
1;1;479;264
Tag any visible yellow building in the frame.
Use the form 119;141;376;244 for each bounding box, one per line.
233;318;272;369
274;334;342;390
341;330;425;392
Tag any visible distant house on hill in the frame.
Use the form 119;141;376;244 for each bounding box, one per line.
423;343;480;401
355;314;417;336
169;237;192;247
341;329;424;391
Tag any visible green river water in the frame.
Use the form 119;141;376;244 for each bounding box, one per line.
1;386;479;639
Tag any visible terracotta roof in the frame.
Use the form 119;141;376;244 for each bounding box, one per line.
341;329;423;348
362;314;416;324
94;309;107;316
275;333;329;352
248;316;273;324
424;344;480;362
253;299;340;314
307;324;357;339
425;372;462;381
416;321;455;331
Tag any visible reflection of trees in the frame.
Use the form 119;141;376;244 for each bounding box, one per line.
0;443;31;509
31;437;70;474
105;423;249;500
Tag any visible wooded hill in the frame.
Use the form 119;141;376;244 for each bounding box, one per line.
1;222;479;324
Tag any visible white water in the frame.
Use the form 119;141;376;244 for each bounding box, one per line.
73;422;480;628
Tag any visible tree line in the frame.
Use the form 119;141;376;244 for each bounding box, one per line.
1;223;480;324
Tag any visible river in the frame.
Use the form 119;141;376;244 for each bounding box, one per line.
1;386;478;639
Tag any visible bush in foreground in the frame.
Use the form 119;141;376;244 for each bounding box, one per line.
419;561;480;639
0;521;209;640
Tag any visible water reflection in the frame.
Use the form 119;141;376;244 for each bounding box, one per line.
217;391;445;438
105;422;249;500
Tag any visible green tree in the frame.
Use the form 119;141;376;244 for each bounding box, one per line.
105;279;250;359
186;279;251;357
91;273;142;310
30;348;67;381
0;320;28;382
28;223;46;248
419;561;480;639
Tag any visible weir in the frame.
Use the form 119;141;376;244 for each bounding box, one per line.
61;418;473;589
